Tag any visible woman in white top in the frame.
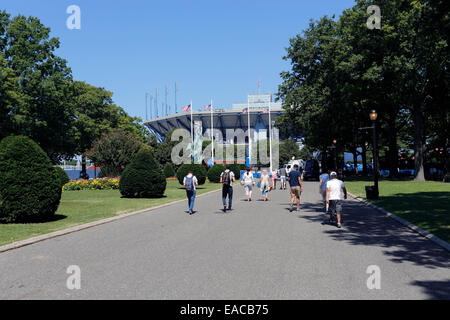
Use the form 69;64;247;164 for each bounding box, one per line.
241;168;255;201
260;169;272;201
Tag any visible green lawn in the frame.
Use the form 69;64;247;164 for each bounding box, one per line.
0;180;221;246
345;179;450;242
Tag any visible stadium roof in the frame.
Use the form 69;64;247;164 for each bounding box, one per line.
144;108;284;142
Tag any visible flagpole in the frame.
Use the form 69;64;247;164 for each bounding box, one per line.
247;95;251;169
145;93;148;120
175;82;177;114
211;99;214;165
190;100;193;162
269;91;273;173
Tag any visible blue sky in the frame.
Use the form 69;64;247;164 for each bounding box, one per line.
1;0;356;120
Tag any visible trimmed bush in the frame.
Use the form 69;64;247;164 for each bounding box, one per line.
176;164;207;185
119;150;166;198
207;164;226;183
0;136;62;223
54;166;70;187
163;162;176;178
230;163;247;180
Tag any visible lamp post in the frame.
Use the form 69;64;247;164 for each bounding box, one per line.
370;110;379;199
333;139;338;171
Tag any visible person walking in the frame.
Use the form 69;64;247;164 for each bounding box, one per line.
241;168;255;201
319;169;331;210
279;166;287;190
288;164;303;212
260;169;272;201
326;171;347;228
271;169;278;190
183;170;198;215
220;166;235;212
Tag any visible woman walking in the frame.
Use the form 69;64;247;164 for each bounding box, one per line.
260;169;272;201
241;168;255;201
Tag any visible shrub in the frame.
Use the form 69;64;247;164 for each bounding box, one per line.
176;164;207;185
54;166;70;187
0;136;62;223
119;150;166;198
207;164;226;183
230;163;247;180
163;162;176;178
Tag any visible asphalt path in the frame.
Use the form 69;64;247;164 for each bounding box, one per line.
0;181;449;299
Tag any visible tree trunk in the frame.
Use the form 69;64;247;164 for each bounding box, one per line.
353;148;358;175
81;153;87;178
361;143;368;176
387;119;399;178
413;105;426;181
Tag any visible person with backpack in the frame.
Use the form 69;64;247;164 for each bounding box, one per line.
220;165;235;212
183;170;198;215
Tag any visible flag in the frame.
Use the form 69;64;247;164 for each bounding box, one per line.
242;108;248;114
182;104;191;112
204;104;212;111
258;79;260;89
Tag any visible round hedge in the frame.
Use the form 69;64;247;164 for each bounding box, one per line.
0;136;62;223
119;150;166;198
176;164;207;185
163;162;176;178
54;166;70;187
207;164;226;183
229;163;247;180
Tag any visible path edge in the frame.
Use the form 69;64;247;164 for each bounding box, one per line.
348;192;450;252
0;188;221;254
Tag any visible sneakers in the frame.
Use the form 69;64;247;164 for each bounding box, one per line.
337;223;342;228
289;204;293;212
223;206;227;213
296;207;300;212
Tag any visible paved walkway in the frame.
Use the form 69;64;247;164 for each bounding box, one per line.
0;182;449;299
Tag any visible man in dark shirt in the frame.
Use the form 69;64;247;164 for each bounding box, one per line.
288;165;303;212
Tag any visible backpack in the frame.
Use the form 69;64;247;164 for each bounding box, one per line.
185;176;194;191
222;171;231;186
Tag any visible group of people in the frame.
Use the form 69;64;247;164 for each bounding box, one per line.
182;165;347;228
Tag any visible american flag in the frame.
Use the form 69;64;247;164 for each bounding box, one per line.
204;104;212;111
182;104;191;112
242;108;248;114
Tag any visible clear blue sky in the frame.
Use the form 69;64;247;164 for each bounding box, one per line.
2;0;356;120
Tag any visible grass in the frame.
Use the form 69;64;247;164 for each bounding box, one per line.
0;180;221;246
345;178;450;242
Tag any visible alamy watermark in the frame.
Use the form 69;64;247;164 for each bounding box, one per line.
366;265;381;290
170;127;280;168
367;5;381;30
66;5;81;30
66;265;81;290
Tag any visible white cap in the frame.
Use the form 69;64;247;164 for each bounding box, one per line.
330;171;337;177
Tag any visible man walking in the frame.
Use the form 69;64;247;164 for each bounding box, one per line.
288;164;303;212
183;170;198;215
326;171;347;228
220;165;235;212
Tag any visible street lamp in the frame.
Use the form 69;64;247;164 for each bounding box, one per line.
370;110;379;199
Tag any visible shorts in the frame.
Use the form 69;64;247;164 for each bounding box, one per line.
244;183;253;195
290;186;301;199
328;200;343;215
321;190;327;201
280;176;286;183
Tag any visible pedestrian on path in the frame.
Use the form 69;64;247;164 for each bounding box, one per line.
271;169;278;190
183;170;198;215
326;171;347;228
241;168;255;201
279;166;287;190
220;166;235;212
288;164;303;212
260;169;272;201
319;169;331;210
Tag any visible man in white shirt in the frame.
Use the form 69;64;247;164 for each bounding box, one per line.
326;171;347;228
183;170;198;215
220;166;235;212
